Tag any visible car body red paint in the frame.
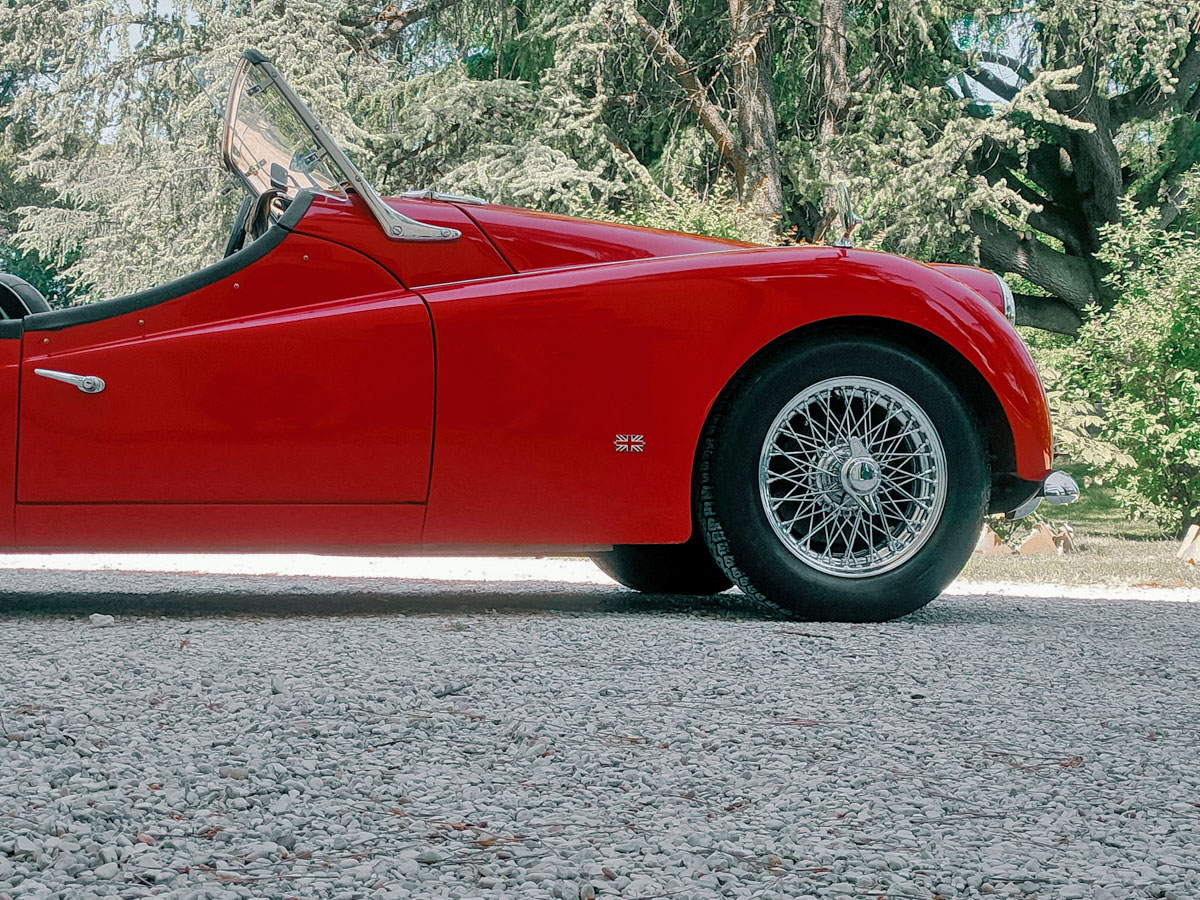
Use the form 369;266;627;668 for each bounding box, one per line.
0;330;18;548
459;200;750;272
0;191;1051;551
930;263;1010;320
421;241;1053;545
0;51;1053;560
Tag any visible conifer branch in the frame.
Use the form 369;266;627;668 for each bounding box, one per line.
971;209;1101;329
339;0;462;49
632;11;747;172
1110;30;1200;126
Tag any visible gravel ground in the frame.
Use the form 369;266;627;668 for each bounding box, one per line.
2;557;1199;900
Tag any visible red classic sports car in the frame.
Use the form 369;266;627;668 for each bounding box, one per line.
0;50;1077;621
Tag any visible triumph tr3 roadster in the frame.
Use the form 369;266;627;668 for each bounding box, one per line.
0;50;1078;621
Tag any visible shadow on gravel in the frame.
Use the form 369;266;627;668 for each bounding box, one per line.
0;570;789;620
904;595;1055;627
0;566;1052;625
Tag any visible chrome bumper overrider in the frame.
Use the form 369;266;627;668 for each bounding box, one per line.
1006;471;1081;520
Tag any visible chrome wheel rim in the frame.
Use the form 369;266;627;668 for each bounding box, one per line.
758;376;947;578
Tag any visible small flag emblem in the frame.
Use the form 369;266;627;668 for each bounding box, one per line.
614;434;645;452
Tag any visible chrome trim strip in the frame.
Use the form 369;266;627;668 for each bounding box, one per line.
401;188;488;206
1006;493;1042;520
1005;470;1080;518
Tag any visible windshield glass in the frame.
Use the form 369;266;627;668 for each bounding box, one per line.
222;58;347;199
220;50;460;242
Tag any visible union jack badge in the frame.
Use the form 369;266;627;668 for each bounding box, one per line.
614;434;645;453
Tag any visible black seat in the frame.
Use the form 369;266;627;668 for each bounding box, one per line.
0;273;51;319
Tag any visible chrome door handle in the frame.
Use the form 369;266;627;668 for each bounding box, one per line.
34;368;106;394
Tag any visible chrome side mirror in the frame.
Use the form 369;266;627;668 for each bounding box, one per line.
833;183;863;248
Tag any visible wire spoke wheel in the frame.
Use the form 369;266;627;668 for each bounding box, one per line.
758;376;948;578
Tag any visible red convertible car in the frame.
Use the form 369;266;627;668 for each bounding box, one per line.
0;51;1076;621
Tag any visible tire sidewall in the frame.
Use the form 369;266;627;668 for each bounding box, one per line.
707;338;988;621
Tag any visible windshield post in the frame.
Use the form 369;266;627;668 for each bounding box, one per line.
222;50;460;243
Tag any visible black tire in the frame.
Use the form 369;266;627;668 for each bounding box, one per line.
697;336;989;622
591;531;733;595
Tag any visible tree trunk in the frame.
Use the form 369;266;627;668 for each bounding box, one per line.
965;30;1200;332
815;0;848;235
728;0;783;221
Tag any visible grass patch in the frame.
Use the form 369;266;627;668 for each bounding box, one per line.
957;466;1196;586
1032;464;1164;541
960;535;1197;587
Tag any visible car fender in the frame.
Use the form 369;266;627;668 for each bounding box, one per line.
419;244;1052;546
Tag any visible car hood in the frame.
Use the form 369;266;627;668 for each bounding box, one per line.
454;202;753;273
380;195;1011;322
458;207;1008;321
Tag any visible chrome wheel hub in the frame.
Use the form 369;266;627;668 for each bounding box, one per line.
758;376;948;578
842;451;881;495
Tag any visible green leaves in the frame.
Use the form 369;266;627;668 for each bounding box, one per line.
1052;184;1200;534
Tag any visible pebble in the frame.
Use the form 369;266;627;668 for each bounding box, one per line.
1;565;1198;899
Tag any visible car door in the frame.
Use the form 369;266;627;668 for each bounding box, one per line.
16;228;434;511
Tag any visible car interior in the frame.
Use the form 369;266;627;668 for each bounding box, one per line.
0;48;442;327
0;273;50;319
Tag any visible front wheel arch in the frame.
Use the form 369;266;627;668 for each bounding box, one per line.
691;316;1020;518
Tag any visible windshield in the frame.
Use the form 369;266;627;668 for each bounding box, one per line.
221;50;460;242
222;57;347;199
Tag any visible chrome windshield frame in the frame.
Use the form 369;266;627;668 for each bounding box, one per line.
222;50;460;243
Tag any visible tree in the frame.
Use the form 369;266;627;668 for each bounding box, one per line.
959;8;1200;332
0;26;81;306
632;0;782;221
4;0;1199;336
836;1;1200;332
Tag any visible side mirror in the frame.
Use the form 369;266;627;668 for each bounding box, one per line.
833;183;863;248
269;161;289;192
